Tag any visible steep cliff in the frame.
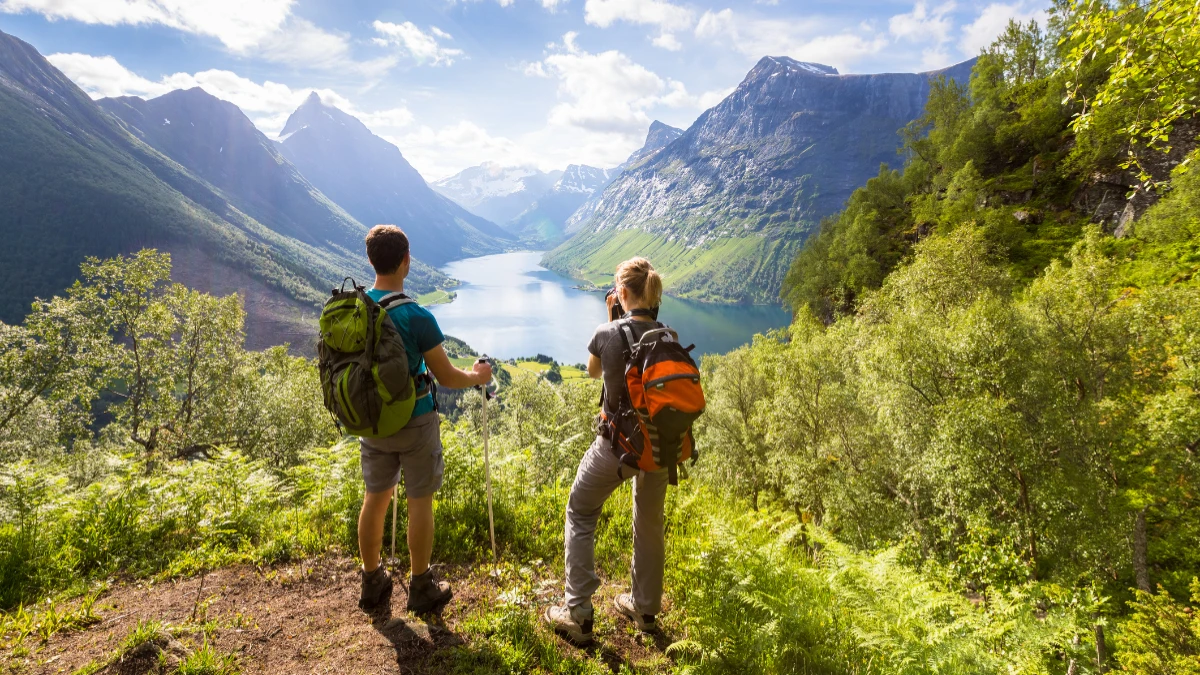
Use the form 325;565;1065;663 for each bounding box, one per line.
544;57;975;303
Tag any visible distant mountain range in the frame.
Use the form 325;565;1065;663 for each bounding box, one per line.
0;28;512;348
544;57;975;304
505;164;617;242
432;164;563;227
0;29;429;348
432;124;685;246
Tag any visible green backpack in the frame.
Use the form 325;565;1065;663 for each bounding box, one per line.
317;279;424;438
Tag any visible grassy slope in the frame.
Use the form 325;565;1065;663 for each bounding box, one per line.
544;228;803;304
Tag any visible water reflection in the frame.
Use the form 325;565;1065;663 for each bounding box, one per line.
428;251;791;364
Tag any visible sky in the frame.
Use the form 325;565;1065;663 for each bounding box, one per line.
0;0;1048;181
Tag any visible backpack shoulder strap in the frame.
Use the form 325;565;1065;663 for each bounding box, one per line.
618;320;638;360
378;292;415;309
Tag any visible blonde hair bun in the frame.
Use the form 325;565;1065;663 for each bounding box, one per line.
615;257;663;307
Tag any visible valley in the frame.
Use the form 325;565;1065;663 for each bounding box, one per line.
0;25;975;343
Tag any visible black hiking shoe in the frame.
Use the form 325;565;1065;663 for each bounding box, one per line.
358;565;393;613
406;568;453;616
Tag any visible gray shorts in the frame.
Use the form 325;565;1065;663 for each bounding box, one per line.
359;412;444;497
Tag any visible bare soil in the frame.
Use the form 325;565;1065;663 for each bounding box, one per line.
4;557;674;675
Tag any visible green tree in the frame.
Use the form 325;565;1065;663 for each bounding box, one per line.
83;251;246;458
0;293;107;458
696;345;771;510
1064;0;1200;185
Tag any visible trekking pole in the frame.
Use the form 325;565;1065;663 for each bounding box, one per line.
391;483;398;565
475;357;499;577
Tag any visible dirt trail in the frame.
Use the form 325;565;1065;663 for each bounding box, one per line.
6;558;672;674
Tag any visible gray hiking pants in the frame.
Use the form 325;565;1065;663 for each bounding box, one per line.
564;435;668;618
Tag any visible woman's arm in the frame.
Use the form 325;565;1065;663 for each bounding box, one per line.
587;353;602;379
424;344;492;389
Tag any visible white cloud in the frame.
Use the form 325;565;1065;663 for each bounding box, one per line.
652;32;683;51
372;20;464;66
889;2;955;43
696;85;735;110
0;0;386;72
47;52;410;138
584;0;694;32
0;0;293;50
959;2;1048;56
396;121;533;181
890;2;957;70
530;33;693;137
357;107;416;129
523;61;548;77
696;8;886;71
443;0;564;10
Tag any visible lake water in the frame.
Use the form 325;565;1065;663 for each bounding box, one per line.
428;251;792;364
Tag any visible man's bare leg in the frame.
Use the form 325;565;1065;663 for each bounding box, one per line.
407;494;434;576
358;489;393;571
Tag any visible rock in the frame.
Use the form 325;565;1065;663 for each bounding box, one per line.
1013;209;1042;224
1114;202;1136;238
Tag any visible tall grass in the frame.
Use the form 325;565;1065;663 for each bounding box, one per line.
0;380;1127;673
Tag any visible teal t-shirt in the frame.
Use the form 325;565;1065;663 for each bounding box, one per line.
367;289;444;419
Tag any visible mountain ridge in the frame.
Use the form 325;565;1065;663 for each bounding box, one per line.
543;57;977;304
98;88;365;252
432;163;564;228
0;30;356;347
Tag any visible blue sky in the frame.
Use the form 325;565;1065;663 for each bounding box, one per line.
0;0;1048;180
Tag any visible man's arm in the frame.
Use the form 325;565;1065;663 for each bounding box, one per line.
424;344;492;390
588;354;602;379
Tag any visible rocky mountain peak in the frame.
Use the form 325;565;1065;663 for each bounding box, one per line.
745;56;839;84
280;93;363;139
626;120;683;168
643;120;683;150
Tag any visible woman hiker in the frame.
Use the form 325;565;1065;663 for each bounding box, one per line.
544;257;667;646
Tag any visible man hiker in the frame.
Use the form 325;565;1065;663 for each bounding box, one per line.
357;224;492;616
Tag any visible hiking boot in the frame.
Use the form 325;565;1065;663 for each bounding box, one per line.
544;604;594;646
406;568;453;616
358;565;393;613
615;593;656;632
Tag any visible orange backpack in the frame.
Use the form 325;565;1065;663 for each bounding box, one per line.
598;316;706;485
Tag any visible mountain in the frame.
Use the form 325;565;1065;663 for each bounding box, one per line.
98;89;369;254
624;120;685;167
543;57;975;304
278;94;513;266
432;163;562;226
506;164;616;243
0;29;444;349
563;121;684;237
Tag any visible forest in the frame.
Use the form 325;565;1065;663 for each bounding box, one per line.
2;0;1200;673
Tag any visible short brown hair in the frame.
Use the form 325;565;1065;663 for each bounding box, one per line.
365;225;410;274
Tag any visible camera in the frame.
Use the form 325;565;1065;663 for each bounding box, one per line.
606;287;623;321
